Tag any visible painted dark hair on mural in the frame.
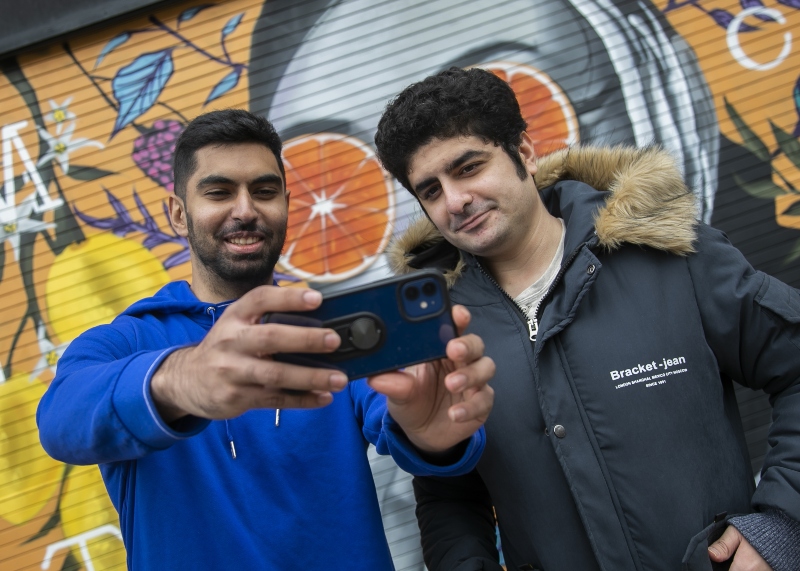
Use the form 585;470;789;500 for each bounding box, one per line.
173;109;285;198
375;67;528;193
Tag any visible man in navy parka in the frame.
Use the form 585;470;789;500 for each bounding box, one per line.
36;109;496;570
375;68;800;571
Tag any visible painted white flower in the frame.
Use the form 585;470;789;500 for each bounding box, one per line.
30;323;69;380
0;192;55;261
37;122;103;174
45;98;76;135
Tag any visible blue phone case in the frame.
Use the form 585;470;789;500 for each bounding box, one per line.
265;269;455;380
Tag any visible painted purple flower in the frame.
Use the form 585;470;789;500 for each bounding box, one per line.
132;119;184;191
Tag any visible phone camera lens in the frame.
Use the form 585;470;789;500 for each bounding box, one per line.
405;286;420;301
421;281;436;296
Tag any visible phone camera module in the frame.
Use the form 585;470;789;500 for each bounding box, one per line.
421;281;437;296
404;285;420;301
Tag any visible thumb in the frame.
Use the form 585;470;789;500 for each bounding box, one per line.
708;525;742;562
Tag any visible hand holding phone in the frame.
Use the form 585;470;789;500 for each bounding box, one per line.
264;269;456;380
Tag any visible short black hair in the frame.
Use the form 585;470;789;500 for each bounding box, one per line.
375;67;528;193
173;109;285;198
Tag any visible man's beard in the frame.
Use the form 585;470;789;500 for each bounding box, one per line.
187;216;287;289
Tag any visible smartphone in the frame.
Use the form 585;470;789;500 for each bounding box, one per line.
263;269;456;379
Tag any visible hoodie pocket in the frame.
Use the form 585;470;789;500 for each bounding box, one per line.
681;515;733;571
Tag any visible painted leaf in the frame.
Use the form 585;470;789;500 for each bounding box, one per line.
222;13;244;39
739;0;778;21
786;238;800;263
793;76;800;138
67;165;115;181
710;9;759;31
725;98;770;162
164;248;190;269
204;68;242;106
733;173;785;200
111;50;174;138
780;200;800;217
177;4;214;28
770;121;800;171
95;33;131;69
777;0;800;9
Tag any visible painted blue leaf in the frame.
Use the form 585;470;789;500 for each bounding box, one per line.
95;33;131;69
143;234;172;249
709;9;760;31
792;76;800;138
164;248;191;269
111;50;174;138
104;188;133;223
73;205;137;235
739;0;778;20
177;4;214;28
204;68;242;105
777;0;800;9
222;13;244;39
133;190;159;233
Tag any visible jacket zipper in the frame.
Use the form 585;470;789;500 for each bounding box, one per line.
476;244;584;342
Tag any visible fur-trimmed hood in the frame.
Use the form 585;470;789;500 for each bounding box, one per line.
386;145;698;285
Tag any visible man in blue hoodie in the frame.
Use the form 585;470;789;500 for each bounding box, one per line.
37;109;495;570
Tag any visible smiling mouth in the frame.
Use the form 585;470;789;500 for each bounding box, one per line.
226;236;263;245
455;210;490;233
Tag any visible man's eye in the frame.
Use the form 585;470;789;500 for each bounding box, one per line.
461;163;478;175
420;186;440;201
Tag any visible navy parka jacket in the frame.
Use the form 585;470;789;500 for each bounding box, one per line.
388;147;800;571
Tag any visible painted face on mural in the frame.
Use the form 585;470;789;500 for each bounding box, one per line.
173;142;289;299
408;133;541;259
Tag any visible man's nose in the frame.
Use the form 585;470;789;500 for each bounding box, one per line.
231;190;258;221
443;184;472;214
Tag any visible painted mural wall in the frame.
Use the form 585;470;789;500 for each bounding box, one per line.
0;0;797;569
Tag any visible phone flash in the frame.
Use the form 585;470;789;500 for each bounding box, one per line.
420;301;429;309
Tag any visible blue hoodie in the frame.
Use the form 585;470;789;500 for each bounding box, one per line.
37;281;484;570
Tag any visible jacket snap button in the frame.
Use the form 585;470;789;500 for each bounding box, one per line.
553;424;566;438
587;264;595;274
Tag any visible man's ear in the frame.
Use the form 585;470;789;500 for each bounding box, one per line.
518;131;538;177
168;194;188;237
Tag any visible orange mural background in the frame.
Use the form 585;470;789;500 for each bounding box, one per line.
1;0;799;569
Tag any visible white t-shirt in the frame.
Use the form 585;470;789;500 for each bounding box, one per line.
514;219;565;319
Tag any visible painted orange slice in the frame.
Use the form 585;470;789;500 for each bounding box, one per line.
481;61;579;156
279;134;396;283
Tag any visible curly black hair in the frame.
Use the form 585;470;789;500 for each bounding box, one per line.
173;109;285;199
375;67;528;193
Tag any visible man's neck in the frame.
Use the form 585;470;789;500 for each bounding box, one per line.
485;209;563;299
190;264;273;304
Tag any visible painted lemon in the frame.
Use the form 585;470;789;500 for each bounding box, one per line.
61;464;126;569
0;373;62;525
46;233;170;342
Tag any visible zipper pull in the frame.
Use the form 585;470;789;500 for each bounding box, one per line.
527;317;538;342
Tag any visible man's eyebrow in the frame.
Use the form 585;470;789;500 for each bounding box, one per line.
196;173;283;188
413;149;488;194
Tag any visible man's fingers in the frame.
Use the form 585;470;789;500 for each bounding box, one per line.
241;322;341;356
237;357;348;393
708;526;742;562
367;370;416;402
451;304;471;336
448;385;494;422
445;332;485;367
236;385;335;410
445;356;496;393
224;285;323;322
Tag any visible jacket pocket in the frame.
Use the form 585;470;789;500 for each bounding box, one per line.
756;273;800;323
681;514;734;571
